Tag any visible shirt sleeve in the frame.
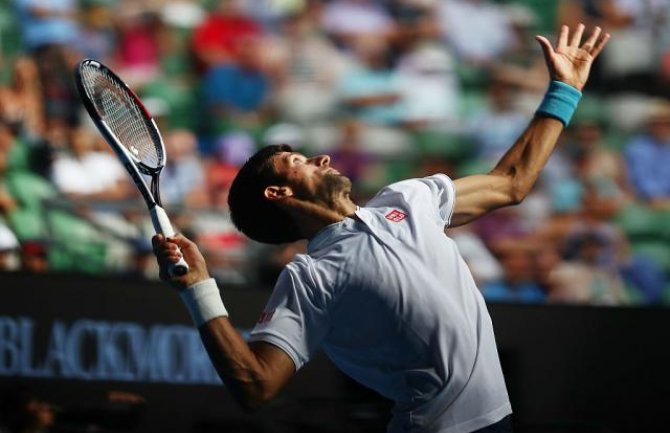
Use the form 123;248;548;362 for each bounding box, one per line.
367;174;456;226
248;261;331;371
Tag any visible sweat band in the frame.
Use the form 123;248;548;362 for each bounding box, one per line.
180;278;229;327
536;80;582;126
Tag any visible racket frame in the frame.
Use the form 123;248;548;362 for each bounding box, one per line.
75;59;189;276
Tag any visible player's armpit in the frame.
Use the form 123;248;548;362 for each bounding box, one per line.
450;174;516;227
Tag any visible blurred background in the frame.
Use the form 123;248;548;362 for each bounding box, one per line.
1;0;670;432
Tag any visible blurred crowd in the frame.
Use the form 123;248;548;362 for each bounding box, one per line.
1;0;670;306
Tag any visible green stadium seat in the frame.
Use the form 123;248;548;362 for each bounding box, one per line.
5;171;58;210
631;241;670;274
7;208;46;240
414;130;475;161
614;203;666;242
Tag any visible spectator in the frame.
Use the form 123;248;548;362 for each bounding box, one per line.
13;0;78;51
205;131;256;210
50;127;129;201
191;0;263;71
337;36;412;156
20;239;49;273
624;99;670;209
161;129;208;207
113;5;162;87
0;57;45;139
547;229;630;305
466;74;530;165
567;118;633;217
438;0;515;66
321;0;395;50
269;10;351;124
76;1;116;64
0;223;20;271
14;0;80;127
394;7;461;128
481;239;546;303
200;35;271;136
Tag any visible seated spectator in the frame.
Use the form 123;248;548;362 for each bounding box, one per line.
338;36;403;127
568;118;633;217
438;0;514;66
112;3;164;87
624;100;670;209
321;0;395;50
394;8;461;129
337;36;412;156
50;127;129;201
269;10;352;123
0;223;20;271
160;129;208;207
481;239;546;304
0;57;45;139
205;131;256;210
201;35;271;136
191;0;263;70
15;0;80;127
547;229;630;305
466;74;530;165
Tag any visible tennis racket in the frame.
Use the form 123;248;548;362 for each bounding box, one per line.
74;59;189;277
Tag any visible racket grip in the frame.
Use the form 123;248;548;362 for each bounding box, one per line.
150;205;190;277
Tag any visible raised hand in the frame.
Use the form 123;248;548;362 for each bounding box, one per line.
536;24;610;91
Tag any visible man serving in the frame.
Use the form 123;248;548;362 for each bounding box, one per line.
153;24;609;433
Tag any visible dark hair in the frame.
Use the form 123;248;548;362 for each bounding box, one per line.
228;144;301;244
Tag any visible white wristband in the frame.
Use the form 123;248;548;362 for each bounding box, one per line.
179;278;228;327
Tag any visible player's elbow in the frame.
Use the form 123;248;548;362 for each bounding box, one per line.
238;388;275;412
496;172;529;206
233;377;279;412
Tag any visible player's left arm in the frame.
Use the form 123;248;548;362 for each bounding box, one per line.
152;234;295;411
450;24;610;227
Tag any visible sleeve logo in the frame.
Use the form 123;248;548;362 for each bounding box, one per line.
257;310;275;324
385;209;407;222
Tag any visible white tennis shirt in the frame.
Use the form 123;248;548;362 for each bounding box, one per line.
250;174;511;433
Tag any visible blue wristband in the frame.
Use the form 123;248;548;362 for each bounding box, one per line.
536;80;582;126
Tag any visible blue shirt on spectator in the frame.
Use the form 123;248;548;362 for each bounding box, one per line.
202;64;269;113
481;281;546;304
624;135;670;200
15;0;79;50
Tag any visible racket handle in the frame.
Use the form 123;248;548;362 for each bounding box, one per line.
150;205;190;277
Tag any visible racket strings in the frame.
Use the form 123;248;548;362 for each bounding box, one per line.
79;65;163;170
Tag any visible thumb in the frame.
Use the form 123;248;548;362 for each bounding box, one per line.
535;35;555;63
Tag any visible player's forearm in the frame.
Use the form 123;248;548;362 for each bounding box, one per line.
489;115;564;203
490;80;581;202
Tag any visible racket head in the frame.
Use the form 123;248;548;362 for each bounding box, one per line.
75;59;166;175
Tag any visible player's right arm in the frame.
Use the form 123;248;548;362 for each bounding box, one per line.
450;24;609;227
152;234;295;411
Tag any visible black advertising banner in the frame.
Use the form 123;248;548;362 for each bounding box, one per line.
1;272;669;433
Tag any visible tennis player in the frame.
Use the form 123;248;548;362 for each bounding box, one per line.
153;24;609;433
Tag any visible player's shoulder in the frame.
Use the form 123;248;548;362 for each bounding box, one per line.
366;173;453;208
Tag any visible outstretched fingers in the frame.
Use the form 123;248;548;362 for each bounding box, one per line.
590;31;611;58
570;23;586;47
557;24;569;49
582;26;602;50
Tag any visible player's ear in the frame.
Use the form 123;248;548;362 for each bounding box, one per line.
264;185;293;201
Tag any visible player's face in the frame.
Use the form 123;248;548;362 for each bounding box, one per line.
271;151;352;204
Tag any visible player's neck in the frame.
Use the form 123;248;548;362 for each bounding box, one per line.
288;196;358;240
